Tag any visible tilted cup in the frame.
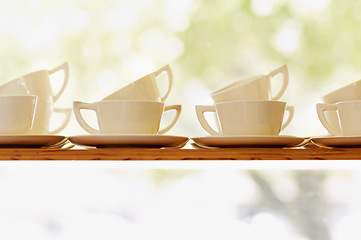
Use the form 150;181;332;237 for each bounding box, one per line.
196;100;294;135
210;64;289;102
73;100;181;134
317;100;361;136
0;95;37;134
321;79;361;134
29;101;71;134
103;64;173;102
322;79;361;103
0;62;69;103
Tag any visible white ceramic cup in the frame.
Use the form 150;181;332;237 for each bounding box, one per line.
321;79;361;133
0;62;69;103
210;64;289;103
0;95;37;134
29;101;71;134
73;100;182;134
317;100;361;136
103;64;173;102
196;100;294;135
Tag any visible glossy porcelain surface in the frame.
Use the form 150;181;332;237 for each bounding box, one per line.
30;101;71;134
0;95;37;134
317;100;361;136
0;62;69;103
210;64;289;102
73;100;181;134
103;64;173;102
196;100;294;136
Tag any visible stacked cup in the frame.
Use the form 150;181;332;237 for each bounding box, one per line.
196;64;294;136
73;65;182;135
0;95;37;134
317;79;361;136
0;63;71;135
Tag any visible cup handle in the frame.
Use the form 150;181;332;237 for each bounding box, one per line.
73;101;100;134
195;105;221;135
281;106;294;131
268;64;289;100
316;103;341;135
49;62;70;103
154;64;173;102
158;105;182;134
48;108;72;134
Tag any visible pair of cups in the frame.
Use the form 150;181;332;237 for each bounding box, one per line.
74;65;182;135
0;63;71;134
196;64;294;136
317;79;361;136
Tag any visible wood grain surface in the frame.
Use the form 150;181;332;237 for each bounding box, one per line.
0;147;361;160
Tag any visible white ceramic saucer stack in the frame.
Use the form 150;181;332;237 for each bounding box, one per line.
193;64;306;148
69;64;188;148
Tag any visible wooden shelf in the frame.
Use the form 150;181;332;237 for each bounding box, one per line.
1;147;361;160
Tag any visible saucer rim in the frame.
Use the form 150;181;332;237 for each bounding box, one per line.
0;135;67;147
192;135;306;148
311;135;361;147
68;134;189;148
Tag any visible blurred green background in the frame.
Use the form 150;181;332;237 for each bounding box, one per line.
1;0;361;137
1;1;361;240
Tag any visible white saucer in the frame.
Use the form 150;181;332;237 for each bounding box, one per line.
311;135;361;148
68;134;189;148
0;135;67;148
192;135;307;148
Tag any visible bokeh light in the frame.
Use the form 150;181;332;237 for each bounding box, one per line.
1;0;361;239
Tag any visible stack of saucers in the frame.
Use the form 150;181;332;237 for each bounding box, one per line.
70;65;188;148
193;64;306;148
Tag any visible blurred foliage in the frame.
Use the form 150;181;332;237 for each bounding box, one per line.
2;0;361;91
0;3;360;238
179;0;361;89
1;0;361;136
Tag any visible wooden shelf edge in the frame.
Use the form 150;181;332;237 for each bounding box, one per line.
0;148;361;160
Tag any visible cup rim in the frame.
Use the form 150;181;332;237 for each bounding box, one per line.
17;69;49;78
121;72;155;87
214;100;286;105
102;73;156;100
334;100;361;105
210;74;268;97
322;79;361;100
81;99;165;104
0;94;37;98
0;70;50;90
